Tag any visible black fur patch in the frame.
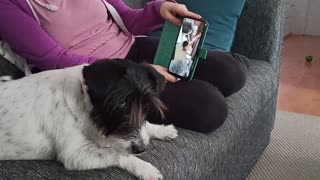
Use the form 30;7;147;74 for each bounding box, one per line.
82;59;166;135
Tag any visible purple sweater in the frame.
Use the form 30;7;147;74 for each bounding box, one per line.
0;0;166;70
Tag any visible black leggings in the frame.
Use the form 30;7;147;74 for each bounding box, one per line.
126;37;248;133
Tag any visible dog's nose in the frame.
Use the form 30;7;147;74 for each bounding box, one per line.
132;144;145;154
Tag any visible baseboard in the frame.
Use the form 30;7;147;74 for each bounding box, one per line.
284;32;293;40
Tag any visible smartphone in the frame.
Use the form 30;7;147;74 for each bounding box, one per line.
168;17;208;80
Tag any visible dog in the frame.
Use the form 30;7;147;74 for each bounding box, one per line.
0;59;178;179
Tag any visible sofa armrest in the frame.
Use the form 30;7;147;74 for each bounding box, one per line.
231;0;285;71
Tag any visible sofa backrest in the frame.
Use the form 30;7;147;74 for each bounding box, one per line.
232;0;284;70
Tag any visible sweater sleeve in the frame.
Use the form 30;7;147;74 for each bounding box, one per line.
107;0;167;35
0;1;97;71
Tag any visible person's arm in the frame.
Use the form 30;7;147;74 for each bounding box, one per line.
0;2;97;71
107;0;168;35
107;0;202;36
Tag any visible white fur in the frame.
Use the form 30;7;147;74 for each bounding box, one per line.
0;65;178;179
0;76;12;82
141;122;178;145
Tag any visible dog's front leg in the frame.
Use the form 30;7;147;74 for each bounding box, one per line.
141;122;178;145
119;154;163;180
57;128;163;179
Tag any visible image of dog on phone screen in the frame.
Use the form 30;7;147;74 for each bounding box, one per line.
169;18;204;78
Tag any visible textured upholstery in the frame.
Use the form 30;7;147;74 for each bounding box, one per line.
0;0;284;179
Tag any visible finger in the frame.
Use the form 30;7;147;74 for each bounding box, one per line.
152;65;167;72
158;69;177;82
155;65;168;71
175;4;201;19
163;73;178;83
164;12;182;26
164;72;177;82
184;11;202;20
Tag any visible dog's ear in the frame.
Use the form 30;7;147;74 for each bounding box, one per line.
83;59;133;134
148;94;167;121
82;59;132;114
82;59;128;92
143;64;166;94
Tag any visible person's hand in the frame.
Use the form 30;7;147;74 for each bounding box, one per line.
149;64;179;83
160;2;201;26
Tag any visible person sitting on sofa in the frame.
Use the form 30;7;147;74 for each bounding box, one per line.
0;0;248;133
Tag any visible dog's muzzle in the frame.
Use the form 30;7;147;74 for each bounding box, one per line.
131;141;145;154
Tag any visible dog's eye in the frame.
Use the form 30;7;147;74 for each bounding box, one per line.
130;135;138;139
119;101;127;109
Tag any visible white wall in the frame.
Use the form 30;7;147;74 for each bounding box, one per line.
285;0;320;36
305;0;320;35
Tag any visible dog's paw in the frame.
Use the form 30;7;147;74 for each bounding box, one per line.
138;162;163;180
0;76;12;82
156;124;178;141
122;155;163;180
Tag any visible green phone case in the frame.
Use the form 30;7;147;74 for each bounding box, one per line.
153;18;209;80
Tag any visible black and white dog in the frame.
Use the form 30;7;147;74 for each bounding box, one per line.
0;59;178;179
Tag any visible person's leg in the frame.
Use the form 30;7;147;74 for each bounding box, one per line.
193;51;248;97
161;52;248;132
157;79;228;133
125;37;160;64
125;37;238;133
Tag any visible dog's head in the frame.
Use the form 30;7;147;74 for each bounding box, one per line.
82;59;166;152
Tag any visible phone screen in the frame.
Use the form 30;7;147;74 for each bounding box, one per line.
168;18;205;79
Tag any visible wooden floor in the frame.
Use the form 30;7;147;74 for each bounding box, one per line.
277;35;320;116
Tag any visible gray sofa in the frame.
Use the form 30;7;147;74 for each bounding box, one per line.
0;0;284;179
